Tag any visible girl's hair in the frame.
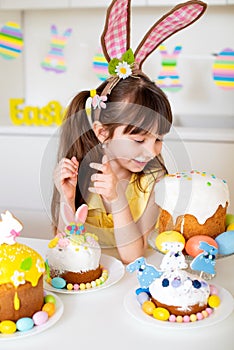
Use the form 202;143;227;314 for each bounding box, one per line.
51;73;172;231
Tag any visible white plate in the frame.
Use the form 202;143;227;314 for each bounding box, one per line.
0;292;63;341
44;254;125;294
124;285;234;329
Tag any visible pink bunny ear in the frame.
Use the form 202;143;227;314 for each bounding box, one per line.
134;0;207;68
61;202;76;225
101;0;131;62
74;204;88;224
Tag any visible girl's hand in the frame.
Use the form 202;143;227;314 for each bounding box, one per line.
89;155;118;202
53;156;79;202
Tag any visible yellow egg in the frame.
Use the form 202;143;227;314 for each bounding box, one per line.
142;301;156;315
0;320;17;334
227;223;234;231
208;295;221;308
155;231;185;253
152;307;170;321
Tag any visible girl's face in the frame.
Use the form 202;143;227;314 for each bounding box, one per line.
105;125;164;173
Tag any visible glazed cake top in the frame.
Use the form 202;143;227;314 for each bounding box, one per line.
154;170;229;224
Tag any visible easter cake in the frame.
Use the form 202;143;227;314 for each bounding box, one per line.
46;204;107;290
0;211;45;322
154;170;229;241
127;238;221;323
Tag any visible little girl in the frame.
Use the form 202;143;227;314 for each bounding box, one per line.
51;74;172;263
51;0;207;263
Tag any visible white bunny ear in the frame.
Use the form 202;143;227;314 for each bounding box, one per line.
101;0;131;62
74;204;88;224
60;202;75;225
134;0;207;69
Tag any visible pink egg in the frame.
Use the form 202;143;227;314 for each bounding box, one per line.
185;235;218;257
32;311;49;326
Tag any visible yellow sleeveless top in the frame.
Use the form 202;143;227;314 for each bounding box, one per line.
84;171;157;248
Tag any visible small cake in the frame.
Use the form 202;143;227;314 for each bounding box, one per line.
149;269;210;316
0;211;45;322
46;203;106;290
127;238;221;323
155;170;229;240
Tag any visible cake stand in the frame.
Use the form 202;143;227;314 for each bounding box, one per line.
147;229;233;280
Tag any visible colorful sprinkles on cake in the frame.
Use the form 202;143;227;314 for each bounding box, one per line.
0;21;23;60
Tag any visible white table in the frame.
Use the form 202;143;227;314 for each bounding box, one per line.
2;237;234;350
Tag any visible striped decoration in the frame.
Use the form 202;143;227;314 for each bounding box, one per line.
0;21;23;60
156;45;182;92
92;48;109;81
213;48;234;90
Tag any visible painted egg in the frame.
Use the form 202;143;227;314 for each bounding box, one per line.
51;276;66;289
0;320;17;334
185;235;218;257
32;311;49;326
155;230;185;253
142;301;156;315
226;223;234;231
212;48;234;90
44;294;56;305
225;213;234;227
215;230;234;255
153;307;170;321
137;292;150;305
208;295;221;308
42;302;56;317
92;48;109;81
16;317;34;332
0;21;23;60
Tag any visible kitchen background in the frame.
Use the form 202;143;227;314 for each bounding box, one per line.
0;0;233;238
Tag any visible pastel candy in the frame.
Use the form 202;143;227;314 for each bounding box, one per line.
215;230;234;255
16;317;34;332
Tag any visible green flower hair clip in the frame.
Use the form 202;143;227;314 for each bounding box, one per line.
108;48;135;79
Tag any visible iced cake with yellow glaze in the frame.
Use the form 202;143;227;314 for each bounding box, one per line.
155;170;229;240
0;211;45;322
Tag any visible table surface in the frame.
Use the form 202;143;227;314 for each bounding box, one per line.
1;237;234;350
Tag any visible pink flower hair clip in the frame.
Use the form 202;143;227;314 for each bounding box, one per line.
91;94;107;110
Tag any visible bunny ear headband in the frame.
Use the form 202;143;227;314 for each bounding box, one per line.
91;0;207;111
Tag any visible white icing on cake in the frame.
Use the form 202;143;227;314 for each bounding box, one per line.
46;234;101;273
149;269;210;313
154;170;229;225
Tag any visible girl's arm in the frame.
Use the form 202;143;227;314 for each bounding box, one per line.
53;156;78;233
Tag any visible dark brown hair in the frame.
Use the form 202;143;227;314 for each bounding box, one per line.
51;73;172;230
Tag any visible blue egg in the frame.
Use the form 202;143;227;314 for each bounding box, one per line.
51;276;66;289
136;292;150;305
215;230;234;255
16;317;34;332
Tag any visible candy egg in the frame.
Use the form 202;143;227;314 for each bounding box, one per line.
215;230;234;255
155;231;185;253
153;307;170;321
226;223;234;231
16;317;34;332
51;277;66;289
208;295;221;308
142;300;156;315
225;213;234;227
44;294;56;305
32;311;49;326
0;320;17;334
185;235;218;257
137;292;150;305
42;302;56;317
